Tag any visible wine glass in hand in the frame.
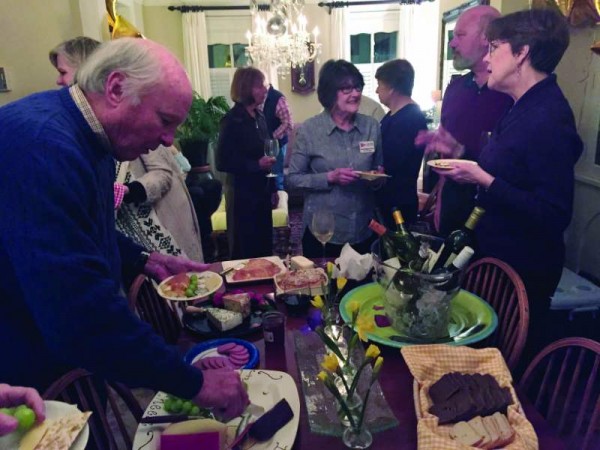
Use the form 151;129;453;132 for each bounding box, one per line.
264;139;280;178
311;210;335;261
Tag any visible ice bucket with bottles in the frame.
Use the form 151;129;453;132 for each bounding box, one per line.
371;235;465;340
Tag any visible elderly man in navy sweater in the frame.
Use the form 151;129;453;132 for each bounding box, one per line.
0;38;248;420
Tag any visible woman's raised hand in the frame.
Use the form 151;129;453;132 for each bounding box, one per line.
415;126;464;158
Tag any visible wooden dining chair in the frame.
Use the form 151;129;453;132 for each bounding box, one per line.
518;337;600;450
461;257;529;371
43;368;144;450
127;274;182;345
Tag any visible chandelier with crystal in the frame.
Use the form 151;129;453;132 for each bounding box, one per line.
245;0;321;77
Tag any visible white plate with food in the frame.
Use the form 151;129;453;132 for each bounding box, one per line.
427;159;478;170
274;267;328;296
353;170;391;181
0;400;90;450
157;271;223;302
222;257;286;284
132;370;300;450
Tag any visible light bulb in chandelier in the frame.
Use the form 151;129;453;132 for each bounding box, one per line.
267;14;287;36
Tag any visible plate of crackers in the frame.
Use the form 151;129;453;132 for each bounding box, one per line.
427;159;478;170
0;400;91;450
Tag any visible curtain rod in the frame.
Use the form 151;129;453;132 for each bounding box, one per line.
318;0;435;8
168;5;270;13
168;1;435;13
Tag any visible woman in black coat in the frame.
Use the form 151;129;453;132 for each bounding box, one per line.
216;67;276;259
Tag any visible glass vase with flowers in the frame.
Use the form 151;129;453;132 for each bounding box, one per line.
317;341;383;449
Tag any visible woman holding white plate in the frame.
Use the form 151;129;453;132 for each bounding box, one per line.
286;60;384;258
429;9;583;359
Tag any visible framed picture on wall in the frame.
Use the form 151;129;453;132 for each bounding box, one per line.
291;61;315;95
439;0;490;94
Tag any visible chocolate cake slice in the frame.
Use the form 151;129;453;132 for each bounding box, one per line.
429;372;461;404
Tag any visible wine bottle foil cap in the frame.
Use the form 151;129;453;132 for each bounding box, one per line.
453;246;475;269
392;208;405;224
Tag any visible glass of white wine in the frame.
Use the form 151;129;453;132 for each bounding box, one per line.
264;139;280;178
311;210;335;261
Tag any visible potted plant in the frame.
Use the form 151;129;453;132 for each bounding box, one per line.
176;92;230;168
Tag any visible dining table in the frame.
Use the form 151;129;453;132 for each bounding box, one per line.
171;259;568;450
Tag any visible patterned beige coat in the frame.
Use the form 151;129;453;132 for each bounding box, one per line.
127;146;203;262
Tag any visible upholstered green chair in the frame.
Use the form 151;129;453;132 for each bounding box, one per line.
210;190;290;259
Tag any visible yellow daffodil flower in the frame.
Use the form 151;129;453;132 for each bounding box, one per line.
356;315;375;341
365;344;381;360
336;276;348;291
321;353;339;373
317;371;329;382
326;261;335;278
311;295;324;309
348;300;360;316
373;356;384;376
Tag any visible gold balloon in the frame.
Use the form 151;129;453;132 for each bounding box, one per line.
112;14;144;39
556;0;574;15
106;0;117;23
106;0;144;39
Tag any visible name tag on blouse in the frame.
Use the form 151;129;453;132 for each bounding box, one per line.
359;141;375;153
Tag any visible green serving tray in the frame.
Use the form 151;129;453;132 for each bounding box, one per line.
339;282;498;348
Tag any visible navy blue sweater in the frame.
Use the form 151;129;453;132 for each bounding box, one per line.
476;75;583;285
0;88;202;396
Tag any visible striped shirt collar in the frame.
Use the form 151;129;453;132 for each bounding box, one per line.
68;84;113;153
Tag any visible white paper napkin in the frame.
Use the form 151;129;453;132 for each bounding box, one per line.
333;243;374;280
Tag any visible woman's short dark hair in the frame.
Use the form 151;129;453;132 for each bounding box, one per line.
375;59;415;97
317;59;364;110
231;67;264;106
486;8;569;74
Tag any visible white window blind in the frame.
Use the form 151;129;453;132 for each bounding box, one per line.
206;13;251;104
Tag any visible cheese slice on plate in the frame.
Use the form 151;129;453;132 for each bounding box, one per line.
161;418;234;450
19;422;49;450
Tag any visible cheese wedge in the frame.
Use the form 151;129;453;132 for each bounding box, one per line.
19;422;49;450
205;308;243;331
290;256;315;270
161;418;232;450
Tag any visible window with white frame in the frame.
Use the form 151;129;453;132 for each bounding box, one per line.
347;3;439;111
206;14;251;103
348;8;400;103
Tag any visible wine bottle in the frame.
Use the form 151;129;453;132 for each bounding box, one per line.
432;246;474;274
432;246;474;291
391;208;422;267
429;206;485;272
368;219;398;262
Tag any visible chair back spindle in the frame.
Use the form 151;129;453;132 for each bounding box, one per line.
519;337;600;450
462;257;529;371
43;368;143;450
127;274;182;344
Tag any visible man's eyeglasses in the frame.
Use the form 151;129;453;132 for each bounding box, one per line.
338;85;363;95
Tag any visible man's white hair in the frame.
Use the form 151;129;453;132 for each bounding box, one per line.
76;38;163;105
